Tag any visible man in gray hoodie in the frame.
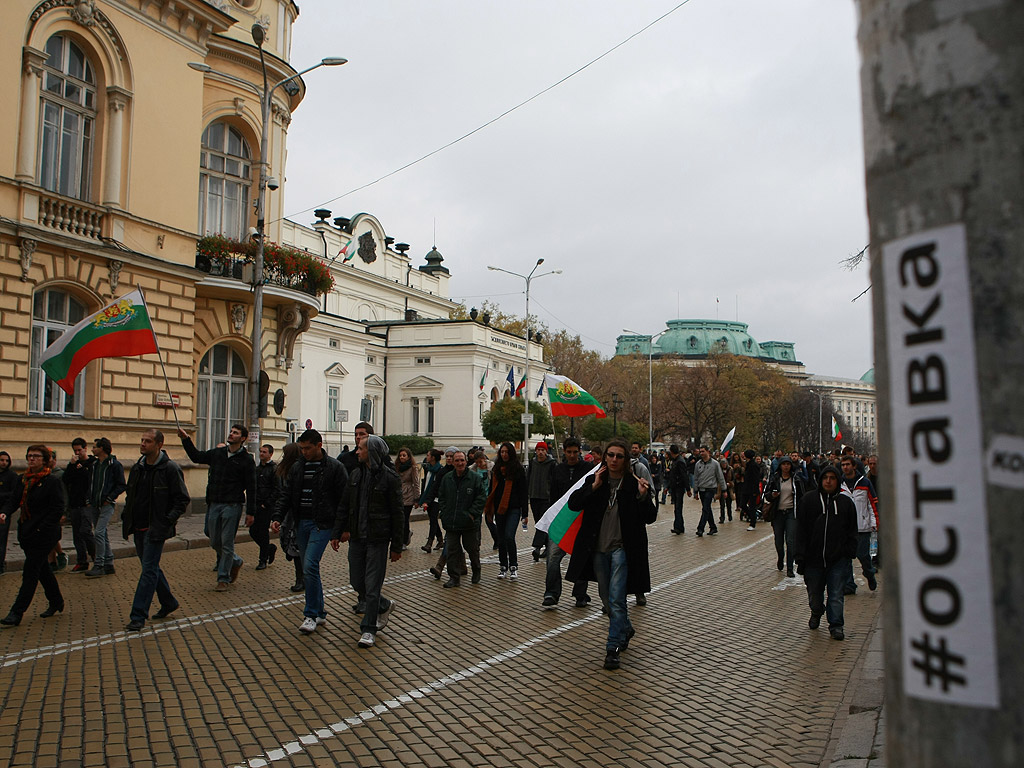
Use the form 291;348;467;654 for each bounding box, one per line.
332;435;404;649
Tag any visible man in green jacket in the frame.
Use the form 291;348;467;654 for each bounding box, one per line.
438;450;486;588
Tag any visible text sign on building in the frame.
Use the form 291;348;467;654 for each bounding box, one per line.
883;223;999;707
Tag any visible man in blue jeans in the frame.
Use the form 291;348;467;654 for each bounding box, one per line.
273;429;348;634
691;446;725;537
179;424;255;591
84;437;126;578
332;435;403;649
565;439;657;670
794;465;858;640
122;429;190;631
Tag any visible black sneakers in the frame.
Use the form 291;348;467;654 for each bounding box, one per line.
809;612;822;630
830;627;845;641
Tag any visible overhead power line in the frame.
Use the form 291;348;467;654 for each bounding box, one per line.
283;0;695;223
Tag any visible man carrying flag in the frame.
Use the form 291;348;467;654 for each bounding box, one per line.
564;439;656;671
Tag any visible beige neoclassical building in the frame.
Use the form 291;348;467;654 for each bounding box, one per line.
0;0;324;463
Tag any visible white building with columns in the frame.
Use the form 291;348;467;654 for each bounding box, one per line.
280;211;547;453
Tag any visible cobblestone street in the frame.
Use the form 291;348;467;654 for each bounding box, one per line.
0;500;881;768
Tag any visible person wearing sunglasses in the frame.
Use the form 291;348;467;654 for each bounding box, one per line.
565;438;656;670
1;445;66;626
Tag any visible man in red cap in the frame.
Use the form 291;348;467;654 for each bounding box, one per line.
526;441;555;561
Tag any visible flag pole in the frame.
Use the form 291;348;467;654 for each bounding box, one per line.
137;285;182;433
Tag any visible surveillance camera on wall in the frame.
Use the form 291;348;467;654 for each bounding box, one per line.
248;226;259;239
266;176;279;191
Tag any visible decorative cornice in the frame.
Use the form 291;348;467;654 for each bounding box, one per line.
23;46;48;78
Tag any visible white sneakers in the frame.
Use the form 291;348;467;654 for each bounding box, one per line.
497;568;508;580
746;526;756;531
509;566;519;581
315;616;327;626
299;617;317;634
377;600;395;631
358;632;375;648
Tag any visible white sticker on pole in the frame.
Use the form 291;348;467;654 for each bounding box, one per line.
883;223;999;707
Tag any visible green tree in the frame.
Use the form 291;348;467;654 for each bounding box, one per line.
580;415;645;446
480;397;553;445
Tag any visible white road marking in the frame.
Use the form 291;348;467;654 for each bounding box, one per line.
226;535;772;768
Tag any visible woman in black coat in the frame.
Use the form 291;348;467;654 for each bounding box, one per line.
565;440;656;669
1;444;66;626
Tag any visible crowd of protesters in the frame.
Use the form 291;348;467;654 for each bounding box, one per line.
0;426;879;665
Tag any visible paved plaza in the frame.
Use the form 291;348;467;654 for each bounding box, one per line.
0;499;882;768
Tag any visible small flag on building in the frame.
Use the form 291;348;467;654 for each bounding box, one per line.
479;368;487;391
719;426;736;458
39;288;159;396
536;463;600;553
515;374;527;397
339;239;356;263
831;415;843;442
544;374;606;419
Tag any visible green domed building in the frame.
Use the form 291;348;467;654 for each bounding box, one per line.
616;320;806;380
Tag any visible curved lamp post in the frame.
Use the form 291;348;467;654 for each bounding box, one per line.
624;327;668;447
190;27;345;452
487;260;561;461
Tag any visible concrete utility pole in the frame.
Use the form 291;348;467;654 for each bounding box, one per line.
856;2;1023;765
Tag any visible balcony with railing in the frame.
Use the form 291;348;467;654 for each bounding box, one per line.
195;235;334;299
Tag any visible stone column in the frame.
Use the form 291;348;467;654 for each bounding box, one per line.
102;87;132;209
16;47;48;181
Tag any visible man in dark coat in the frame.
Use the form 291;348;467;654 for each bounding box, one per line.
667;445;691;534
122;429;191;631
332;434;404;649
566;438;656;670
794;464;858;640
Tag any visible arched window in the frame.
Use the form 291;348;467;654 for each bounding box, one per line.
196;344;247;450
39;35;97;200
198;122;252;240
31;288;87;415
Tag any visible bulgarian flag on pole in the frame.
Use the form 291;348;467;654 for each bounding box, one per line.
544;374;606;418
479;368;487;391
515;374;527;397
719;426;736;458
339;238;356;263
831;415;843;441
536;463;600;553
39;288;158;395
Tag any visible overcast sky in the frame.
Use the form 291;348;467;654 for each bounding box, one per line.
282;0;874;381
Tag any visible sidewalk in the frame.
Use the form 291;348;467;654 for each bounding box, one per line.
3;508;429;570
823;608;887;768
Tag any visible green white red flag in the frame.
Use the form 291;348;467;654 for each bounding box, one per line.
39;288;158;396
536;463;600;553
831;415;843;441
479;368;487;391
543;374;606;419
515;374;526;397
719;426;736;458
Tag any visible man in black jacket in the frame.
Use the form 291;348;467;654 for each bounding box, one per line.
272;429;348;635
668;445;692;534
0;451;17;574
331;434;403;649
179;424;256;591
123;429;191;631
249;444;278;570
794;465;858;640
84;437;126;579
63;438;95;572
542;438;593;609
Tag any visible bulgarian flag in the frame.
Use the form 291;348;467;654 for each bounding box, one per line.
479;368;487;391
39;288;158;396
536;463;600;553
339;238;356;263
515;374;527;397
544;374;606;418
831;415;843;441
719;426;736;458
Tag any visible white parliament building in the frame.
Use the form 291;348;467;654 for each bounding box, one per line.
280;211;546;454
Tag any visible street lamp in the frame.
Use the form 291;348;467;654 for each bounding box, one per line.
487;260;561;461
191;27;345;453
623;327;668;447
808;388;833;455
610;393;625;436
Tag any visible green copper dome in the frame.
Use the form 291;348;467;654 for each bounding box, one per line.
860;368;875;384
615;319;801;365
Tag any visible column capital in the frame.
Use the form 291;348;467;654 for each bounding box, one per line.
106;85;132;112
23;46;47;78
